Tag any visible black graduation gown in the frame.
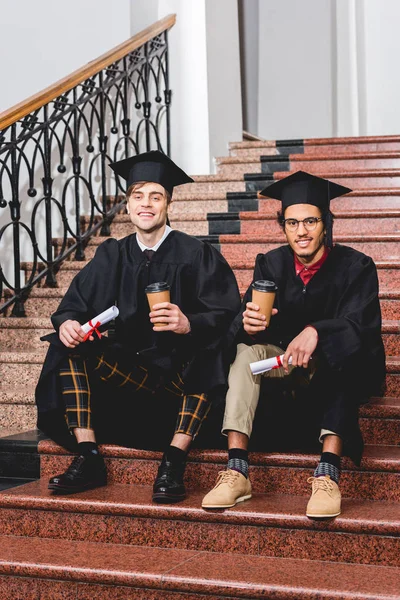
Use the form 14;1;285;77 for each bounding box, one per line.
35;231;241;449
228;244;386;464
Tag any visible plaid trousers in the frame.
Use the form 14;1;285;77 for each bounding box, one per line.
58;351;210;439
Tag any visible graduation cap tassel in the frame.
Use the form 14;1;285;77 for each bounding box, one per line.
325;212;334;248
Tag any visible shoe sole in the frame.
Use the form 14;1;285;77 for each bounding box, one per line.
306;510;341;518
202;493;252;509
48;480;107;494
152;493;186;504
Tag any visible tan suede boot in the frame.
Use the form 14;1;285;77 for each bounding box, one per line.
306;475;341;518
202;469;252;509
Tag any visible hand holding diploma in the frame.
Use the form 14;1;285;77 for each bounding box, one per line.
250;326;318;376
59;306;119;348
250;354;292;375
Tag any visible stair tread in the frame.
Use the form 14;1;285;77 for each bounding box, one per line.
1;480;399;535
218;233;400;243
0;534;398;598
218;150;400;163
240;209;400;220
230;135;400;148
38;440;400;472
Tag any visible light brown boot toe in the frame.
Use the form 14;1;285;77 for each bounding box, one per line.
202;469;252;509
306;475;341;518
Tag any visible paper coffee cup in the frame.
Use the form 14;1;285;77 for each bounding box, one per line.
145;282;170;329
251;280;278;326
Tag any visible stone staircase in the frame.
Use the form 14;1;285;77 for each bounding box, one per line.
0;134;399;598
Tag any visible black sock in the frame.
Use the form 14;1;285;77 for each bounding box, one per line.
314;451;341;484
165;445;187;464
78;441;100;457
228;448;249;478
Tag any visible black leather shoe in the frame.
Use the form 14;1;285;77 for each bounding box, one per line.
152;457;186;503
48;454;107;494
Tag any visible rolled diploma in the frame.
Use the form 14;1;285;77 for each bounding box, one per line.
250;354;292;375
81;306;119;334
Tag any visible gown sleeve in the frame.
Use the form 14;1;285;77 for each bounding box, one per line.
311;253;383;367
51;238;120;331
185;242;241;348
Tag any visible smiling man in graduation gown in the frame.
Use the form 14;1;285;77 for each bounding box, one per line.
35;150;240;501
202;171;385;518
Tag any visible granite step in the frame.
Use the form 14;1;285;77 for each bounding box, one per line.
245;169;400;192
0;375;396;445
78;214;210;243
217;233;400;262
0;317;52;348
39;441;400;502
227;189;400;213
0;535;398;600
20;257;400;297
0;480;399;567
216;152;400;177
0;429;45;482
209;209;400;236
260;190;400;212
229;136;400;157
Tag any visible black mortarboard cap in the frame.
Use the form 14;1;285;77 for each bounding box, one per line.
109;150;194;195
260;170;351;210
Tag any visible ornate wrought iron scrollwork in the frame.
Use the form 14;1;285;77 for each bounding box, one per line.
0;28;171;316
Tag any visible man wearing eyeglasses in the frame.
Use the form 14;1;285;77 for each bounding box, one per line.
202;171;385;518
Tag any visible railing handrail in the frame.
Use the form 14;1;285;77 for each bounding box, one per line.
0;14;176;131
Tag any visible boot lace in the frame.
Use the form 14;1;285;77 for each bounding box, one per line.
307;476;335;497
214;469;241;488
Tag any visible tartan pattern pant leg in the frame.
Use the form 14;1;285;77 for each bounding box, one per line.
93;353;155;392
175;393;211;439
59;356;92;430
59;351;210;439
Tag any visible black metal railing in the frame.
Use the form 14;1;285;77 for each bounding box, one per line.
0;16;174;316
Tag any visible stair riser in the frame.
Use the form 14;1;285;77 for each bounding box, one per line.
177;181;246;195
96;221;210;239
359;417;400;445
259;197;400;213
0;576;256;600
172;200;229;216
384;374;400;396
217;158;400;177
0;507;397;568
248;175;400;192
0;404;36;431
226;217;400;237
40;455;400;501
232;269;400;295
382;333;400;355
221;241;400;261
0;328;52;350
1;363;43;387
231;142;400;158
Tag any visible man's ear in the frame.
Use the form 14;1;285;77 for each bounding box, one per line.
167;199;173;214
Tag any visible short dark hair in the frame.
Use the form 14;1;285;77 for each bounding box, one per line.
126;181;172;205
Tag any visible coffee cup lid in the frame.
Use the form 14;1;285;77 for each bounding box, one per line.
252;280;278;292
145;281;170;293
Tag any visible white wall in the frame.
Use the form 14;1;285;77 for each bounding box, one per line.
0;0;131;113
257;0;335;141
130;0;243;174
361;0;400;135
239;0;259;135
205;0;242;168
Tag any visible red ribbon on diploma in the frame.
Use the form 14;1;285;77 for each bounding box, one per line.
83;320;102;342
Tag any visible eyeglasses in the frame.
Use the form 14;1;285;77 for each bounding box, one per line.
283;217;322;232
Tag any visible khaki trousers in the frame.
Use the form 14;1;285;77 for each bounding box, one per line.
222;343;337;441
